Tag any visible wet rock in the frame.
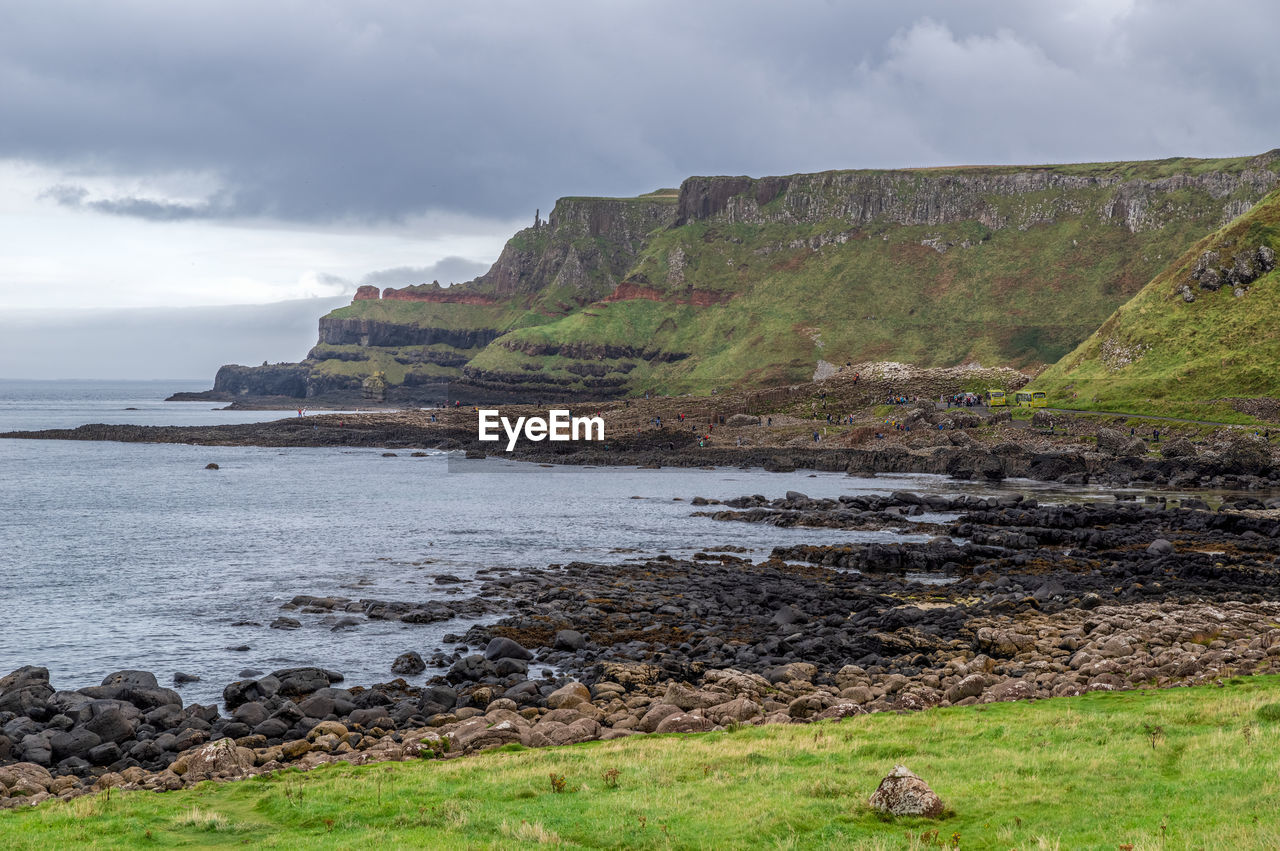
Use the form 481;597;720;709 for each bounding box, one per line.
0;667;54;717
391;652;426;676
553;630;588;651
483;637;533;661
273;667;336;697
270;617;302;630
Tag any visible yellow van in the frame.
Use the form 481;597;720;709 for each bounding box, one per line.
1016;391;1047;408
987;389;1007;407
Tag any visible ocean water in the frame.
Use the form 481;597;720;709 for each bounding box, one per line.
0;379;294;431
0;381;1158;706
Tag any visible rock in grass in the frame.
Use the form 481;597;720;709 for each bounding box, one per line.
869;765;945;818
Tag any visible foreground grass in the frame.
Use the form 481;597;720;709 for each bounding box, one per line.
4;678;1280;849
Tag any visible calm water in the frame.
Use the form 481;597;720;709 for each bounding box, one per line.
0;381;1200;706
0;379;295;431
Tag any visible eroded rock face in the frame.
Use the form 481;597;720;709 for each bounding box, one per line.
869;765;945;818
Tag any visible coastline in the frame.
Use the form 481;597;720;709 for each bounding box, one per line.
5;485;1280;808
4;403;1278;491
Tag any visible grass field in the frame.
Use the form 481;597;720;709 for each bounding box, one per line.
4;677;1280;849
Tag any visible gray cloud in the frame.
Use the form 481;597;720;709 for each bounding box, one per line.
4;2;1278;226
41;183;232;221
361;257;491;288
2;297;350;380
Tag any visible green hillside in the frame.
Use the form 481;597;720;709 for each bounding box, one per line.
1033;187;1280;421
208;151;1280;403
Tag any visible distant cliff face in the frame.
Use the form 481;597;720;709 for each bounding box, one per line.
476;196;679;298
203;153;1280;403
675;156;1280;232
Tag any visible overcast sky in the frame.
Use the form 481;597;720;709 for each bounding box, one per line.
2;0;1278;376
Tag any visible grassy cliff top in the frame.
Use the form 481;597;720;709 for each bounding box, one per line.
683;149;1280;184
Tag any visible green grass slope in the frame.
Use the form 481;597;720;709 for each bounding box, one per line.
1033;188;1280;420
3;677;1279;849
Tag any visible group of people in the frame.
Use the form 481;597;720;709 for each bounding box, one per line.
944;393;982;407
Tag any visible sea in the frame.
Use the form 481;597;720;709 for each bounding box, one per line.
0;379;1156;706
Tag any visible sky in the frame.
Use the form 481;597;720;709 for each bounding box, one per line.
2;0;1278;377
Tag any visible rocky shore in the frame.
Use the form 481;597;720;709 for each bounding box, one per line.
3;400;1278;491
5;490;1280;809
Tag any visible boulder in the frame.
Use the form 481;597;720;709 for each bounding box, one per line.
1030;410;1054;429
1146;539;1174;555
84;707;136;744
544;718;602;746
272;667;337;697
701;668;771;697
1161;438;1196;459
1095;428;1129;456
765;662;817;684
868;765;945;818
976;628;1034;658
0;667;54;717
706;697;762;725
391;652;426;676
483;637;533;661
553;630;587;651
654;712;716;734
181;739;256;781
546;682;591;710
662;682;721;711
985;679;1035;702
636;703;683;733
813;702;865;721
944;674;987;704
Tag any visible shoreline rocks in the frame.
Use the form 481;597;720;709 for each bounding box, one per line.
5;490;1280;808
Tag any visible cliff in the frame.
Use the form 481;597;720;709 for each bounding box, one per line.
201;152;1280;403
